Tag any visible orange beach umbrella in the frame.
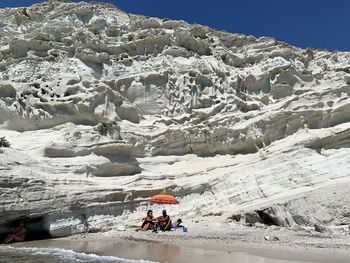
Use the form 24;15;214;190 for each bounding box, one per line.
149;194;179;204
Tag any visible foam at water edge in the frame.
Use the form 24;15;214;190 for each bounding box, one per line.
8;246;159;263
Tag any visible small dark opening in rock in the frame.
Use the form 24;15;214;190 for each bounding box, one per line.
32;91;39;98
64;90;72;97
231;214;241;222
256;210;278;226
32;83;40;89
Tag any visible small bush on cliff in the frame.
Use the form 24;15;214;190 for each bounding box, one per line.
95;122;121;139
96;122;113;136
0;137;10;148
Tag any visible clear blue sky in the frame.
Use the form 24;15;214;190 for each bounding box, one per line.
1;0;349;51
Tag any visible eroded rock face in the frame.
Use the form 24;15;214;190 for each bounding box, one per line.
1;0;350;237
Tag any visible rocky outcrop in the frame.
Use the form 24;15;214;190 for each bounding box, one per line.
1;0;350;238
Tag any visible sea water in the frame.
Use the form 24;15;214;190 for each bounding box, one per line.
0;246;157;263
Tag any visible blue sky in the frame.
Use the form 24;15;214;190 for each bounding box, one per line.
1;0;349;51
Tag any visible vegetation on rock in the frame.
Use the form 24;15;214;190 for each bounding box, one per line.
0;137;10;148
95;122;121;139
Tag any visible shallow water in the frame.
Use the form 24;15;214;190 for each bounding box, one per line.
3;239;349;263
0;246;155;263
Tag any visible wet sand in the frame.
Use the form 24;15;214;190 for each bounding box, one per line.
12;237;350;263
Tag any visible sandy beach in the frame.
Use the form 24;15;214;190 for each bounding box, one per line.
12;223;350;263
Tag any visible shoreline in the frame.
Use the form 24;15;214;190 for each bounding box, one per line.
11;224;350;263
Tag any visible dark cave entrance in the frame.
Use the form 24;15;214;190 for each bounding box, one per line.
256;210;279;226
0;217;51;242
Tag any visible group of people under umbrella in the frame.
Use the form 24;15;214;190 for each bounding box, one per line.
137;194;187;233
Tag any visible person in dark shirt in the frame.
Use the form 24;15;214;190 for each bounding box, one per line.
137;210;155;231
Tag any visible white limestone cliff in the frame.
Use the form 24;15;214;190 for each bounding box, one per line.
1;0;350;238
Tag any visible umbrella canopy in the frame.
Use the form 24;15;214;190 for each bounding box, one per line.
149;194;179;204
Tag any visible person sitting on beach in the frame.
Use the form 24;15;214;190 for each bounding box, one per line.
172;219;183;229
154;210;172;232
137;210;155;231
3;222;26;244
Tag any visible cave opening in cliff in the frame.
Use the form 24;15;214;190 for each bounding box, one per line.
256;210;279;226
0;217;52;242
